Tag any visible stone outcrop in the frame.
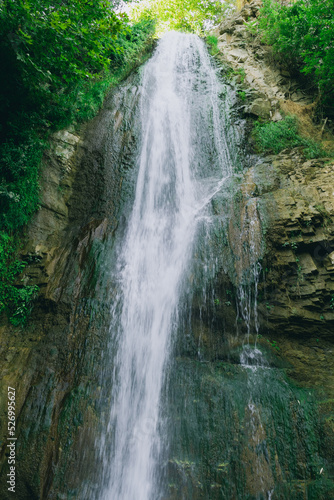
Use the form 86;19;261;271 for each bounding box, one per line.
253;153;334;334
187;5;334;497
180;146;334;497
235;151;334;391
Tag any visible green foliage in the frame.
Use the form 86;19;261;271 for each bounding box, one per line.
36;18;156;129
0;1;155;137
0;232;38;326
130;0;235;36
0;1;155;325
0;0;125;103
0;136;44;231
257;0;334;116
113;19;157;67
230;67;246;84
237;90;246;101
0;131;44;324
254;115;325;158
244;18;258;36
257;333;279;350
330;296;334;310
206;34;219;56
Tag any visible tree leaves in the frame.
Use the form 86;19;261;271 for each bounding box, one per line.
130;0;235;36
258;0;334;116
0;0;127;97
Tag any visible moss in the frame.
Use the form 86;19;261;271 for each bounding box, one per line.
165;356;333;499
206;35;219;56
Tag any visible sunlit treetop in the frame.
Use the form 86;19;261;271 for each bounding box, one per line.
127;0;236;36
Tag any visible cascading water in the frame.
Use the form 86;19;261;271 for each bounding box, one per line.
236;184;273;497
98;32;236;500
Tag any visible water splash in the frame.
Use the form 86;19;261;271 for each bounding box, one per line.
240;345;268;372
98;32;234;500
235;196;262;343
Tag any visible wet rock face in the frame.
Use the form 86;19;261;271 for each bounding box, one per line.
253;153;334;339
210;0;334;386
226;150;334;393
246;153;334;421
0;78;142;499
224;151;334;340
177;3;334;495
167;150;334;500
165;356;334;500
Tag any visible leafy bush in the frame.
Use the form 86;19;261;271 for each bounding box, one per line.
0;0;125;111
0;232;39;326
37;18;156;129
257;0;334;116
0;136;45;231
0;1;155;136
254;115;325;158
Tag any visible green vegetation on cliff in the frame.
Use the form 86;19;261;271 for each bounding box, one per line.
254;115;325;158
257;0;334;117
0;0;155;325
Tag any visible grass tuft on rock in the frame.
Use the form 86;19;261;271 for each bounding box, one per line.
254;115;328;158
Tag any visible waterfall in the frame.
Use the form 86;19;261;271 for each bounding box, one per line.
98;32;234;500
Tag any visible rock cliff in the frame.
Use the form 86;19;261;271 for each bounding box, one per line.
212;0;334;389
195;3;334;496
0;76;141;499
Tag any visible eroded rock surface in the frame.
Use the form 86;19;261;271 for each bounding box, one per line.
211;0;334;388
0;78;141;499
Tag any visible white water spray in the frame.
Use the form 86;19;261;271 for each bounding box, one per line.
99;32;233;500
